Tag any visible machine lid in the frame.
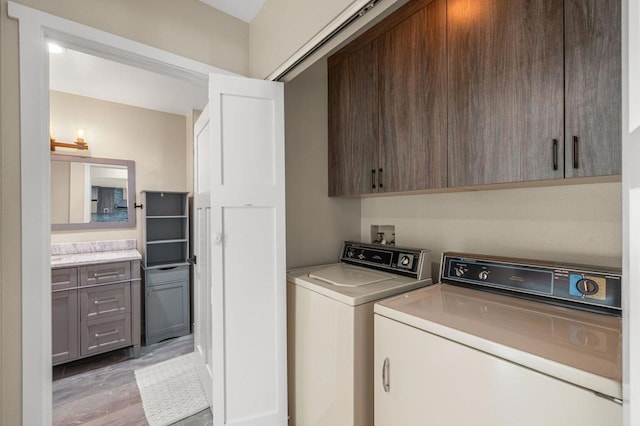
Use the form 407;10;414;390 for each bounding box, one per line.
308;264;396;287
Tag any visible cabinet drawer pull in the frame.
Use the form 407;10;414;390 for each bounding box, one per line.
94;298;119;305
382;357;390;392
378;168;384;189
371;169;376;189
94;329;119;338
552;139;558;171
93;271;120;279
573;136;579;169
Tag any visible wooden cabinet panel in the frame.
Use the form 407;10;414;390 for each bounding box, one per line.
81;313;132;356
145;279;190;345
447;0;564;186
80;261;131;286
328;41;379;196
52;289;78;366
52;267;78;291
378;0;447;192
80;282;131;321
564;0;621;177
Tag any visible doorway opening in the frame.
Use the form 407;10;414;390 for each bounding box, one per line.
48;43;209;424
8;3;232;423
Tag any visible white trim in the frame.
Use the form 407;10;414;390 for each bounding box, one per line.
7;2;233;423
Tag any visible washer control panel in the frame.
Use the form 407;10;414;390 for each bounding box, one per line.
440;252;621;315
341;241;431;280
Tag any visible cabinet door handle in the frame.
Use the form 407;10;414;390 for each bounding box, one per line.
378;168;384;189
371;169;376;189
94;329;119;338
573;136;579;169
552;139;558;171
382;357;390;392
94;297;119;305
93;271;120;279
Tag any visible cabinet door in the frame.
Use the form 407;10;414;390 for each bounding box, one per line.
328;41;379;196
374;315;622;426
52;290;78;365
378;0;447;192
447;0;564;186
145;280;189;344
564;0;621;177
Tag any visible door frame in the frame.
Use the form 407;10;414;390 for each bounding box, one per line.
7;3;236;424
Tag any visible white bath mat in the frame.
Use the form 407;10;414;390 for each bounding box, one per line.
135;352;209;426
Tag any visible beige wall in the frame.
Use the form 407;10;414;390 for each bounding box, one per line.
50;90;188;248
250;0;358;78
284;58;361;268
362;182;622;274
0;1;247;422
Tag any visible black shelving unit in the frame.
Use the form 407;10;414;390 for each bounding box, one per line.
141;191;190;344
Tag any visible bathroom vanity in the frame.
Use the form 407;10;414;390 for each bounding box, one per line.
51;240;141;365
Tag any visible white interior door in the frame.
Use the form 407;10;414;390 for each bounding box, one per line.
193;105;214;405
209;74;287;426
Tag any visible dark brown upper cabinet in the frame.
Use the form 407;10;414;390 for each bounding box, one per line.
564;0;621;178
328;41;379;196
329;0;620;195
447;0;565;187
328;0;446;196
379;0;447;192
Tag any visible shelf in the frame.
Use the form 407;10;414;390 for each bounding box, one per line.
146;239;188;245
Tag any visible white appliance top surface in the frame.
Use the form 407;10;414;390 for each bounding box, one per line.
288;263;432;306
375;284;622;399
308;264;396;287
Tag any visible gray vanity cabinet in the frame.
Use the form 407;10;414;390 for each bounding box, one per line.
141;191;191;345
52;288;79;365
51;259;141;365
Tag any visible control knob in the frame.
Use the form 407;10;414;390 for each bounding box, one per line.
576;278;599;296
454;267;465;277
398;254;414;268
479;270;490;280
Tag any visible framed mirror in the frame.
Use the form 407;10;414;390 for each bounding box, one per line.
51;154;136;230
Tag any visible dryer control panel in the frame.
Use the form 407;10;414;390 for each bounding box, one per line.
341;241;431;280
440;252;622;315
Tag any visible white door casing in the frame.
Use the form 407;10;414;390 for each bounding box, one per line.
209;74;287;426
193;105;215;405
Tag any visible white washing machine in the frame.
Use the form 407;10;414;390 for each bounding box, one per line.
287;241;432;426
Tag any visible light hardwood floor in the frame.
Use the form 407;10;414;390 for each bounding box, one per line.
53;334;213;425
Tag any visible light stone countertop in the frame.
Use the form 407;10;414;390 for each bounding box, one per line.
51;239;141;268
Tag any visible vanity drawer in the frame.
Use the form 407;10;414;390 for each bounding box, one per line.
81;313;131;356
80;282;131;321
52;267;78;291
80;261;131;286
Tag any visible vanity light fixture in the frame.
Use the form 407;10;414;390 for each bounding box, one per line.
50;126;89;151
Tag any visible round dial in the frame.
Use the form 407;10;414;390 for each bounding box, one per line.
398;254;414;269
576;278;599;295
479;270;490;280
454;267;465;277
